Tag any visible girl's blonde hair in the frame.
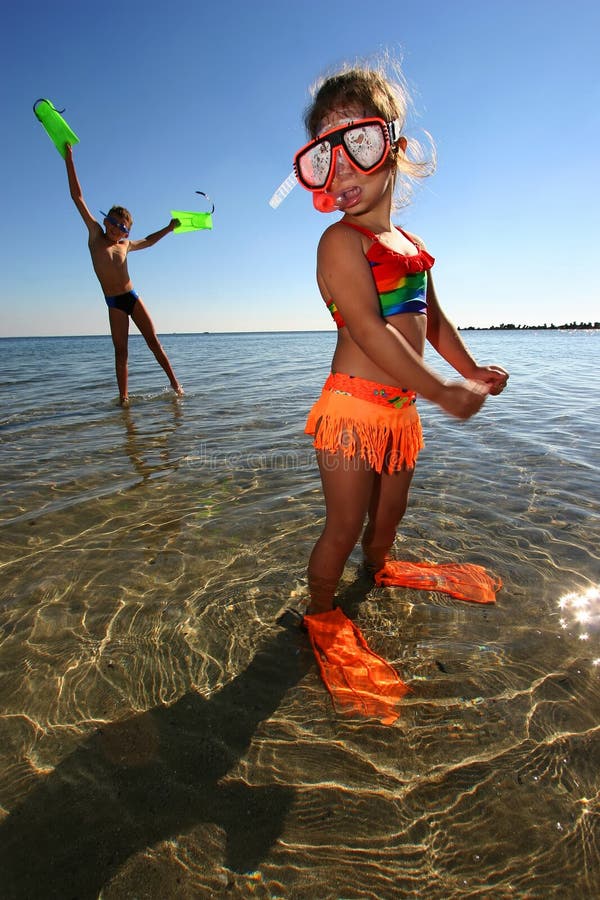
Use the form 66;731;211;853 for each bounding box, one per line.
304;58;435;208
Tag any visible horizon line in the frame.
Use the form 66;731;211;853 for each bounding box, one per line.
1;322;599;340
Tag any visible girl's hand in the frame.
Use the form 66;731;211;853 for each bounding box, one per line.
470;365;509;396
438;379;489;419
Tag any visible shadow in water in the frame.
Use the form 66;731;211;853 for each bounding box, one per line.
0;627;309;899
0;573;375;899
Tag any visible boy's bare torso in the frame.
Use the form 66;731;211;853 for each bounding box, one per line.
88;227;133;296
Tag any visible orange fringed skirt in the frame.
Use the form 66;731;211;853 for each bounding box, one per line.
305;372;424;474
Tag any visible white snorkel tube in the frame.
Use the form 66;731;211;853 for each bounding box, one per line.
268;171;298;209
268;172;340;213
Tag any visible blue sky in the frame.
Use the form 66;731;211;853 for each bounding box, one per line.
1;0;598;336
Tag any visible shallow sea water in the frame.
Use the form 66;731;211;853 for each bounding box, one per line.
0;329;599;899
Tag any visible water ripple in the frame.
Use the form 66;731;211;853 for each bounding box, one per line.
0;331;599;898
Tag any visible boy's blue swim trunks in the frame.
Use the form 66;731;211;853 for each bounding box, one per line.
105;289;139;316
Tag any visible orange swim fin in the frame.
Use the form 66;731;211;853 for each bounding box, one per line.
303;607;409;725
375;560;501;604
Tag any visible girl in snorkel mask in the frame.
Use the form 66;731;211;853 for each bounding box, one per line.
292;62;509;617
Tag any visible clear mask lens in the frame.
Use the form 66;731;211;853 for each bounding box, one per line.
343;123;386;168
299;141;332;189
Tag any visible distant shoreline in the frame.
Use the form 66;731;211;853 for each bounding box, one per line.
1;324;599;340
459;322;599;331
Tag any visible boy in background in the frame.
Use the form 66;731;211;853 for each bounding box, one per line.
65;145;183;405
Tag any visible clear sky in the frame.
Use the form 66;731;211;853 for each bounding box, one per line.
1;0;598;336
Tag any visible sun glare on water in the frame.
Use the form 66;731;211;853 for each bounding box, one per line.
558;586;600;663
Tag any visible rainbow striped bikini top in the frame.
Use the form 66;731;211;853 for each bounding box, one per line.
326;222;435;329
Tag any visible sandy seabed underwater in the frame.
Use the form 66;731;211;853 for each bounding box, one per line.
0;329;599;899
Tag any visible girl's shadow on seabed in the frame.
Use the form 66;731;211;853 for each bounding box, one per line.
0;573;374;899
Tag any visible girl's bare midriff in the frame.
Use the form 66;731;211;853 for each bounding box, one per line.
331;313;427;387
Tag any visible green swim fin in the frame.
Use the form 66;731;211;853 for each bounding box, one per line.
33;99;79;159
171;210;213;233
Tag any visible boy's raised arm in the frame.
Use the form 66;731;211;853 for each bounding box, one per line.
128;218;179;252
65;145;99;234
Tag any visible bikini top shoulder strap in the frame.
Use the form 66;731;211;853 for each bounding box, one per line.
342;221;425;252
341;221;377;240
395;226;423;251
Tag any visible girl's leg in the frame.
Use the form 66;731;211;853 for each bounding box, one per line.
361;466;415;572
131;297;183;394
307;449;376;614
108;307;130;404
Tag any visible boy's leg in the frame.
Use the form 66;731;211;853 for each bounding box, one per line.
307;449;375;614
361;467;415;572
108;307;130;403
131;297;183;394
